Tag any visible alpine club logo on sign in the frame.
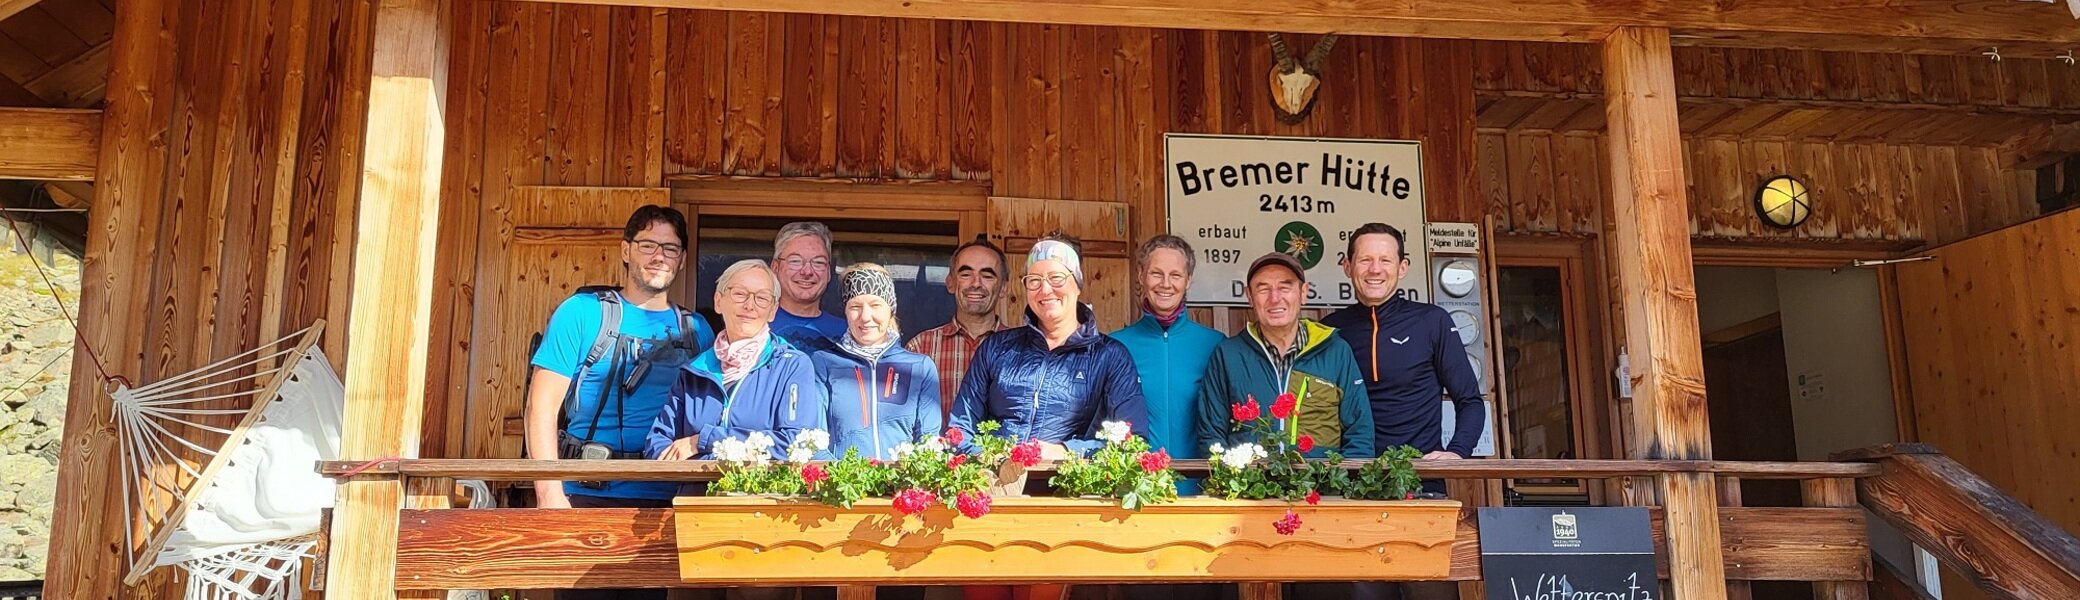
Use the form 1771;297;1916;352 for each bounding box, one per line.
1165;134;1429;307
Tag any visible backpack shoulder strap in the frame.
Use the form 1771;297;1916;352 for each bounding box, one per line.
674;305;703;350
579;287;624;371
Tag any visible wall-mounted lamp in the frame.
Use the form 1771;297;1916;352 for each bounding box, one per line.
1755;175;1811;229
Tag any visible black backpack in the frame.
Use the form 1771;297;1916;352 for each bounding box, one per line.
526;285;707;457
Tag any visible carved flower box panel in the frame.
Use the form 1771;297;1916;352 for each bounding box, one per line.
671;496;1461;584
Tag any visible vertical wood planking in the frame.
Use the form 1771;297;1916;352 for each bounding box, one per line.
722;11;780;176
1426;39;1479;223
466;0;552;460
1506;132;1556;232
1060;25;1115;201
1119;27;1162;241
948;19;992;179
1553;134;1601;235
838;16;895;178
425;0;490;458
779;13;838;177
605;7;667;187
45;0;181;593
894;18;948;179
548;3;609;186
1477;133;1511;232
663;9;726;175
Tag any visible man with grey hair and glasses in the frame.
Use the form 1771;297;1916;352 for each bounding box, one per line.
770;221;847;346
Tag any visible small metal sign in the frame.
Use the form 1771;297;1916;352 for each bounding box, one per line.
1478;507;1658;600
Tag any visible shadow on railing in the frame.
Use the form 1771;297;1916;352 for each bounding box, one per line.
1835;443;2080;600
0;580;43;600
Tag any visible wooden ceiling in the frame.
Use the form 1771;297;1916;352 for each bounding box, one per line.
0;0;114;108
1473;41;2080;146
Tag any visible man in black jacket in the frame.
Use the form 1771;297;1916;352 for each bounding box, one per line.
1323;223;1486;467
1320;222;1482;600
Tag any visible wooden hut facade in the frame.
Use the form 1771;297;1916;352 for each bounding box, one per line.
2;0;2078;598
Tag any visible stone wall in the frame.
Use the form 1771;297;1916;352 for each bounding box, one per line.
0;248;78;581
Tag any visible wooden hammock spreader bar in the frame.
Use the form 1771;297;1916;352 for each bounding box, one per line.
318;457;1880;481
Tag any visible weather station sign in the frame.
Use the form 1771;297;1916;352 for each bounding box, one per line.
1166;134;1429;307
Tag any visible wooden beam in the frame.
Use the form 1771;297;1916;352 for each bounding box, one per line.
323;0;449;598
0;0;40;23
1602;25;1726;600
518;0;2080;55
316;458;1885;481
41;181;90;209
41;0;163;592
387;506;1869;589
2000;122;2080;170
1846;450;2080;599
0;108;100;180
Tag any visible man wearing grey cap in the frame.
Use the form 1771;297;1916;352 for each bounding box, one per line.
1193;252;1374;461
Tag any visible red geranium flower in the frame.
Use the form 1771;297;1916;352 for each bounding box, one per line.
1270;393;1297;420
944;427;965;447
1273;509;1303;535
800;463;830;487
1405;492;1417;500
1231;396;1262;422
1305;489;1321;505
948;453;969;468
1296;434;1315;453
893;488;937;515
1138;448;1172;472
955;490;993;519
1009;439;1044;467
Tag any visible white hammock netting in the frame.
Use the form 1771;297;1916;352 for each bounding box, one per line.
112;323;342;600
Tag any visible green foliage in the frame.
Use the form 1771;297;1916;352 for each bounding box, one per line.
1047;431;1178;510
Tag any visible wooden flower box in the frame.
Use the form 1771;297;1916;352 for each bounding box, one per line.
671;496;1461;584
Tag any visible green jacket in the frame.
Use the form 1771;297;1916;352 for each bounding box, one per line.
1193;320;1376;458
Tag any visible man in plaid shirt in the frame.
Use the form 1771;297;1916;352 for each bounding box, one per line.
907;235;1009;419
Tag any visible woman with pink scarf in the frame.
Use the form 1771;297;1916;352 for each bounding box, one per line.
648;259;827;468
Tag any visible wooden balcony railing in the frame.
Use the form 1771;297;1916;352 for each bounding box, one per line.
317;457;1883;594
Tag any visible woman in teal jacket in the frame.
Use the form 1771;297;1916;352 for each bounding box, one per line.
1110;235;1225;464
811;263;944;460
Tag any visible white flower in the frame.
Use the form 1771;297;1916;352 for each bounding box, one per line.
1218;443;1265;469
714;437;765;465
1098;421;1132;445
890;442;917;461
788;446;817;465
796;429;831;452
745;431;776;454
921;436;949;454
1209;443;1226;456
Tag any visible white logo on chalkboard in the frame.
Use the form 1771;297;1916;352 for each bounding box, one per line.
1551;513;1581;548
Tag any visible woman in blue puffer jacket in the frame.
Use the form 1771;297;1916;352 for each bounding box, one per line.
647;259;827;469
811;263;944;461
949;236;1148;460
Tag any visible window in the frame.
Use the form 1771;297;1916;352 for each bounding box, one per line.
692;216;961;344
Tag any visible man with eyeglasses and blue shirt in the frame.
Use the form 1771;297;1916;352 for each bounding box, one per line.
524;205;715;600
770;221;849;347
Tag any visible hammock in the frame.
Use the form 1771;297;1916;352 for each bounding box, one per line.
113;322;341;600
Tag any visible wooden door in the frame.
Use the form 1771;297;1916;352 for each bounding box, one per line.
464;186;669;460
987;197;1134;332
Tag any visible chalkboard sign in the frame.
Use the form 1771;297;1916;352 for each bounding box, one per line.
1478;507;1658;600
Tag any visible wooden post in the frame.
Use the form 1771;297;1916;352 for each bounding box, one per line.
323;0;450;598
1803;478;1872;600
43;0;170;595
1601;25;1727;600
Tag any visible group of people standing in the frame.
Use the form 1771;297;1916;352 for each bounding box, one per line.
523;206;1485;600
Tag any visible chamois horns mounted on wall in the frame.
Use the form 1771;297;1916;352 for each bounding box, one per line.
1267;32;1340;124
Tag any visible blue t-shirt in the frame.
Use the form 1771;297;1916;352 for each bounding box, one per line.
771;307;847;347
531;294;715;499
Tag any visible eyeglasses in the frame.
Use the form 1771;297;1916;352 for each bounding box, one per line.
1021;272;1074;291
722;286;776;308
780;255;831;273
631;240;685;260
